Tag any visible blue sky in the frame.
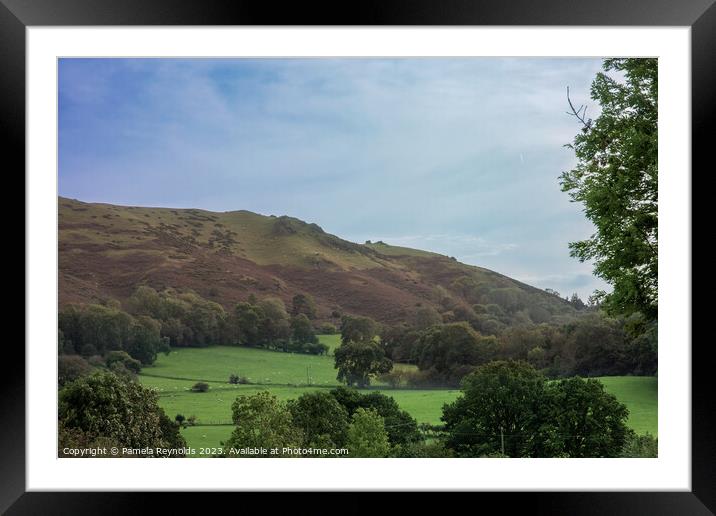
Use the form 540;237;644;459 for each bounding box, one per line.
58;58;610;300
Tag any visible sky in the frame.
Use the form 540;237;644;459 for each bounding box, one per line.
58;57;611;300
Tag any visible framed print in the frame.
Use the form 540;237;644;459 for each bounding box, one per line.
5;0;711;513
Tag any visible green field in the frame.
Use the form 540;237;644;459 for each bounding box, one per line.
138;338;656;454
596;376;658;436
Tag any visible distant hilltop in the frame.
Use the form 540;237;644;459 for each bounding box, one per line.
59;196;576;328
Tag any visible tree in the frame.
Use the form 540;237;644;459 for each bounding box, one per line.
409;306;442;331
233;302;263;346
291;293;317;319
547;377;630;457
346;408;390;458
288;391;349;448
442;361;554;457
329;387;421;446
257;297;291;345
561;59;657;320
175;414;186;427
105;350;142;374
413;322;498;384
334;341;392;387
290;314;317;345
126;316;163;365
58;372;186;451
442;361;631;457
224;391;302;456
58;355;92;386
340;315;378;345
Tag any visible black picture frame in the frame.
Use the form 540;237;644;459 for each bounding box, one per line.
5;0;710;513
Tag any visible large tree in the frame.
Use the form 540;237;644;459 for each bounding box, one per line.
334;340;392;387
288;391;349;448
58;372;186;453
442;360;555;457
442;360;631;457
561;58;657;320
547;376;630;457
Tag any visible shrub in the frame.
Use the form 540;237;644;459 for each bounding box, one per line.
318;323;338;335
58;355;92;386
191;382;209;392
229;374;239;384
378;370;404;388
621;432;658;457
105;350;142;374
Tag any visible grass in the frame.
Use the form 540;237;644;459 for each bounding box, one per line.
596;376;658;436
138;341;657;453
318;334;341;355
142;345;339;386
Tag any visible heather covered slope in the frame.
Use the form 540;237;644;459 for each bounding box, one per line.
59;197;575;325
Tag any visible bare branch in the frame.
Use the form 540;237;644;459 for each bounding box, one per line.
566;86;592;130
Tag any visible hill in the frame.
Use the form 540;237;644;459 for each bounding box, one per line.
58;197;576;325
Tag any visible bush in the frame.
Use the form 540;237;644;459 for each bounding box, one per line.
191;382;209;392
621;432;658;457
228;374;239;384
58;355;92;386
318;323;338;335
105;350;142;374
378;370;404;388
301;341;329;355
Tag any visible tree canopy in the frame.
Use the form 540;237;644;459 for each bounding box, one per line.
561;58;658;320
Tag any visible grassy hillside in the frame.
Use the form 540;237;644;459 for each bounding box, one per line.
59;196;576;325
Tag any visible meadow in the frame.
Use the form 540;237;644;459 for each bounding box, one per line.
138;336;657;455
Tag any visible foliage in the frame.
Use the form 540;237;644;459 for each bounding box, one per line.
547;376;630;457
318;322;338;335
224;391;303;455
334;340;392;387
409;306;443;331
620;431;658;457
442;361;631;457
191;382;209;392
291;293;317;319
346;408;390;458
340;315;379;345
58;355;93;386
290;314;318;345
58;302;168;366
105;350;142;374
329;387;421;446
58;371;186;452
442;360;554;457
412;322;498;385
561;58;658;320
288;391;349;448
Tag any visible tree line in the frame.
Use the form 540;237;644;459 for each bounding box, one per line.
58;287;331;370
333;309;656;389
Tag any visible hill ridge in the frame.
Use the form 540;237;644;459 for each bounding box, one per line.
58;196;574;326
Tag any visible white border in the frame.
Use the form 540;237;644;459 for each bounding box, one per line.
27;27;691;491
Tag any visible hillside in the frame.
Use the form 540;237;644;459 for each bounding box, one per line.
58;197;575;325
